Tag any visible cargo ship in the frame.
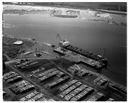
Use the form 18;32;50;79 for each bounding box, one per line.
54;40;108;70
60;40;107;62
3;36;126;101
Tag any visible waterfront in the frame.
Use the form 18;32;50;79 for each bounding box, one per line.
3;4;126;86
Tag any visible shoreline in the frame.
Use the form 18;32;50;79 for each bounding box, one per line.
3;35;126;87
96;9;126;15
3;4;127;15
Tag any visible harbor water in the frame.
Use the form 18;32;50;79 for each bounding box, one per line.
3;5;126;86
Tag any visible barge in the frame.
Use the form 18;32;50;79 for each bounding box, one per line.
52;14;78;18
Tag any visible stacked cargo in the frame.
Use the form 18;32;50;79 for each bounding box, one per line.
64;84;88;101
32;68;57;78
31;68;63;83
46;76;70;89
70;87;94;101
67;65;95;78
58;81;82;98
59;80;78;92
31;67;45;74
3;71;22;84
19;90;54;101
94;76;108;88
9;80;35;94
87;92;104;101
20;90;39;101
39;70;59;83
58;80;95;101
3;69;56;101
15;59;43;72
3;57;126;101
